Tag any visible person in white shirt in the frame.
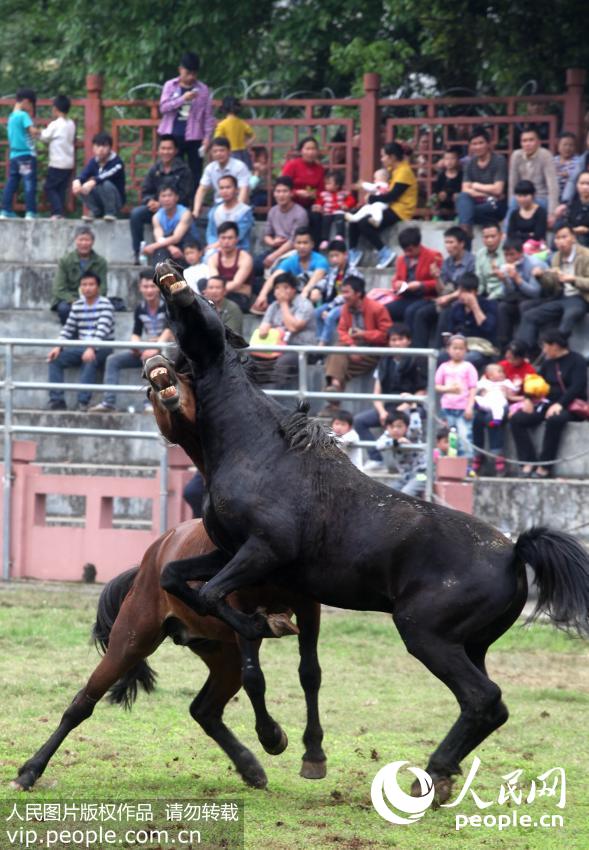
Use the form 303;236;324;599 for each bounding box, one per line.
192;137;250;218
39;95;75;219
331;410;363;470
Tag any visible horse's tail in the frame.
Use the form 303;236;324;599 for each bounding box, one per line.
515;527;589;636
92;566;157;710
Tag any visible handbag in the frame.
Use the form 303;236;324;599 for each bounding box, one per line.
249;326;286;359
555;363;589;420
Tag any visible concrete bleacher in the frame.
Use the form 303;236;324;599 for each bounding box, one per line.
1;217;589;480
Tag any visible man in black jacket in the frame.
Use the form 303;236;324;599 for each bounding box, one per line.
129;135;193;263
353;323;427;470
510;328;588;478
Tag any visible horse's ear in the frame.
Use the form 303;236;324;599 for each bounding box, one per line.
225;326;249;349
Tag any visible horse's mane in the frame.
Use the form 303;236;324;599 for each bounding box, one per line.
280;401;340;454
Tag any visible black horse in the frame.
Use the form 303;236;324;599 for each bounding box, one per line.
152;260;589;800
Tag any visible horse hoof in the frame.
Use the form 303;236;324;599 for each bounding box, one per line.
264;611;300;638
242;767;268;789
411;775;454;806
300;760;327;780
10;775;33;791
263;728;288;756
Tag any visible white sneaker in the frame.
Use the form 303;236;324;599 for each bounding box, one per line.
81;212;95;222
363;459;386;471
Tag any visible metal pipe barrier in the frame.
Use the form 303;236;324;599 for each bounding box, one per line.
0;338;438;580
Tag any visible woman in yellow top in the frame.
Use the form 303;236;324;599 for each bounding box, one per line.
348;141;418;269
215;96;255;169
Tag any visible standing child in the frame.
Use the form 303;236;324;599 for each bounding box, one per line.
1;88;38;219
315;170;355;249
435;334;477;461
331;410;363;470
345;168;389;227
39;95;76;219
374;410;427;497
215;97;255;169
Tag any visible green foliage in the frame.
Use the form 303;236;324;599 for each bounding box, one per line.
0;0;587;100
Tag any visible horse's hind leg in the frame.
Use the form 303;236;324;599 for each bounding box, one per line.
395;621;508;803
293;600;326;779
237;637;288;755
13;618;163;791
189;643;268;788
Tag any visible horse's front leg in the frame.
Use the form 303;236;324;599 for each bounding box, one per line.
160;549;230;613
197;537;287;640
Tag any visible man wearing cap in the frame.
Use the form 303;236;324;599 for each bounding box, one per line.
158;51;215;186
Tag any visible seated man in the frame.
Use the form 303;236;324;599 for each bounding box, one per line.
129;134;193;264
456;127;507;236
46;271;114;411
205;174;254;252
353;323;427;471
192;136;250;219
386;225;441;332
50;225;108;325
493;237;546;352
507;127;558;227
257;271;316;389
517;224;589;351
252;226;329;314
89;269;174;412
207;221;254;312
322;274;392;415
412;225;473;347
202;275;243;335
254;176;309;276
443;272;498;371
72;131;126;221
564;171;589;249
475;222;505;300
142;183;198;265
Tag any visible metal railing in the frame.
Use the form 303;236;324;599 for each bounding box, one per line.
0;337;438;580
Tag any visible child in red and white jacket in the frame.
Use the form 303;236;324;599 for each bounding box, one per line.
314;170;356;248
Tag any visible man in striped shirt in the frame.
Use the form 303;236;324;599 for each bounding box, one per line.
46;271;114;411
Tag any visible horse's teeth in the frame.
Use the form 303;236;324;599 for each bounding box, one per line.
170;282;187;293
159;273;176;284
149;367;168;379
160;387;177;398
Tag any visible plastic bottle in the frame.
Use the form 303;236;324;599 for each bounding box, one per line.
448;426;458;457
139;241;148;265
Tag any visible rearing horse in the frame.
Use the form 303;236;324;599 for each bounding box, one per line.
153;261;589;801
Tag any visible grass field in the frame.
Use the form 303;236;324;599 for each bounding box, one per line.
1;581;588;850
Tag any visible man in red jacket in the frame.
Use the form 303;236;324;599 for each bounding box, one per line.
322;275;392;414
387;226;442;329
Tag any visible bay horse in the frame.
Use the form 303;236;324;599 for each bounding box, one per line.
11;354;326;792
151;260;589;801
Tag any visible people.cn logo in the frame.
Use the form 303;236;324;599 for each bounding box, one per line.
371;761;435;825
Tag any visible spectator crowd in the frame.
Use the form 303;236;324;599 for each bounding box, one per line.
3;51;589;484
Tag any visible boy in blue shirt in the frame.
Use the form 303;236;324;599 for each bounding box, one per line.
252;226;329;312
0;88;38;219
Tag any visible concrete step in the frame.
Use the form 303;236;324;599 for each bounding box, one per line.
0;217;483;266
0;308;134;345
0;263;146;312
0;409;164;465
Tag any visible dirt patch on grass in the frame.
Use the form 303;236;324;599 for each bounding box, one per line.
488;649;589;691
